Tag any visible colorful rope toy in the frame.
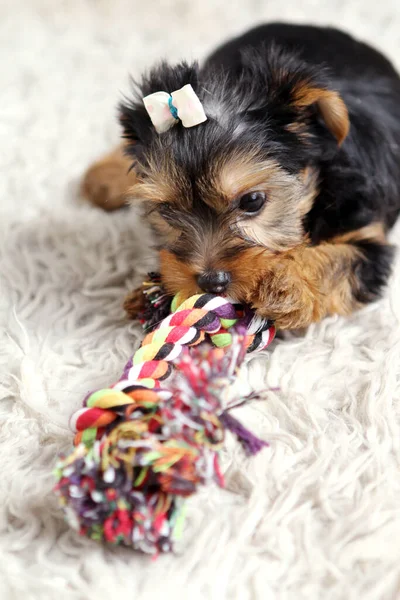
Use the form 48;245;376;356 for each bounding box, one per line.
54;275;275;554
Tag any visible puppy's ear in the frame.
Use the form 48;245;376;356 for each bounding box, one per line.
239;46;350;146
292;85;350;146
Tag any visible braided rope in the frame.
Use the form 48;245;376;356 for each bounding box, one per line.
71;293;275;447
54;291;275;554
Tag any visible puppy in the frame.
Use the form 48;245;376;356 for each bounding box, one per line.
82;23;400;329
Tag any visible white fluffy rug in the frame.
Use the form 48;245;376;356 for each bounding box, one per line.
2;1;400;598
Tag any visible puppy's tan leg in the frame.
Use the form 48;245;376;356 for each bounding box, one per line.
238;224;390;329
81;145;137;211
248;242;359;329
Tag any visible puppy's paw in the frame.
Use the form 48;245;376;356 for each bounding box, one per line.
250;260;321;330
81;147;136;211
124;286;147;320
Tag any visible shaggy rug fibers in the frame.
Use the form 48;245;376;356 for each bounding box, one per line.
2;1;400;598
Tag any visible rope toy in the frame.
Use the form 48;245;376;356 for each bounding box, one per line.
54;275;275;554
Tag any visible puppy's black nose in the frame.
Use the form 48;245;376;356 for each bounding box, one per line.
197;271;231;294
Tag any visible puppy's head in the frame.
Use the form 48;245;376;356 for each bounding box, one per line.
120;45;349;302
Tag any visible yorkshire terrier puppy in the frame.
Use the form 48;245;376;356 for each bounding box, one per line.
82;23;400;329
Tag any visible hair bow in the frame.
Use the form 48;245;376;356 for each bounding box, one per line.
142;84;207;134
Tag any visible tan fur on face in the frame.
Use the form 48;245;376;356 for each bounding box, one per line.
129;149;191;208
239;166;319;251
216;153;282;199
159;250;200;299
144;207;181;247
215;153;319;251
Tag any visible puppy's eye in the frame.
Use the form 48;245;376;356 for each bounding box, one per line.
238;192;266;215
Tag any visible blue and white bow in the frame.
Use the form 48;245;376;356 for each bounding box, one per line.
142;84;207;134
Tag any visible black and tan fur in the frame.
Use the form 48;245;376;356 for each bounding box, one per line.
82;24;400;329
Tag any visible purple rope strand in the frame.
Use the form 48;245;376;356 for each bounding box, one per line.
220;411;269;456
